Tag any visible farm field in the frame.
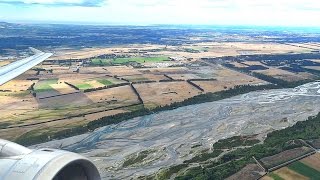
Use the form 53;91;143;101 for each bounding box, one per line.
1;42;319;144
260;147;314;169
134;81;202;108
91;56;169;66
262;153;320;180
253;68;314;82
226;164;265;180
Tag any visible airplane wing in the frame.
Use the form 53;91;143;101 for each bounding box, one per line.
0;48;53;86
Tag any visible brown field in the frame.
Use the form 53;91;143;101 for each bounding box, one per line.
167;73;202;80
134;81;201;108
0;93;38;124
85;85;138;104
253;68;313;82
0;60;11;67
226;164;265;180
260;147;313;168
300;153;320;171
146;67;190;74
50;83;78;94
215;67;264;83
0;79;35;91
104;66;142;76
273;167;308;180
193;79;262;93
0;108;128;141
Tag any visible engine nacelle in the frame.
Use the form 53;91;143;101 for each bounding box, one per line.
0;139;101;180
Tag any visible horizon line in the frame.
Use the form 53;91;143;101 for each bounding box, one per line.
2;20;320;29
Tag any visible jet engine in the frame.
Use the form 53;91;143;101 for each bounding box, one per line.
0;139;101;180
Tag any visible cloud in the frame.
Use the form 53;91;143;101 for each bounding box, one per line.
0;0;320;26
0;0;106;7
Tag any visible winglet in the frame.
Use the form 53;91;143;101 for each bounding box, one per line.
29;47;43;54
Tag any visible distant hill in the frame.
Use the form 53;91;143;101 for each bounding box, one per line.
0;22;13;28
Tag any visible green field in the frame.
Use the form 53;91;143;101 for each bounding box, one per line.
288;161;320;179
268;173;284;180
34;78;58;92
75;83;93;90
91;56;169;66
97;79;113;86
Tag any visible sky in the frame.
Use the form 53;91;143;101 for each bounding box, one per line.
0;0;320;26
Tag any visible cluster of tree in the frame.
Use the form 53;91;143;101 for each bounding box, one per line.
204;53;320;63
159;79;184;82
188;78;217;81
212;135;260;150
164;74;174;80
186;80;204;92
132;80;156;84
64;82;80;91
83;83;130;93
27;83;36;91
26;78;39;81
130;84;144;104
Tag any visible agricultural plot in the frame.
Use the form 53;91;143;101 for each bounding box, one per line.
134;81;202;108
263;153;320;180
226;164;265;180
50;83;78;94
167;73;202;80
74;83;93;90
38;92;92;109
104;66;143;76
192;80;237;93
147;67;190;75
85;85;139;105
0;93;38;127
260;147;314;169
91;56;169;66
0;79;35;92
252;68;312;82
120;74;168;82
34;78;58;93
120;75;149;82
0;60;11;67
300;153;320;171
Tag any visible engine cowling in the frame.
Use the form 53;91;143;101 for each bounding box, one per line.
0;139;101;180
